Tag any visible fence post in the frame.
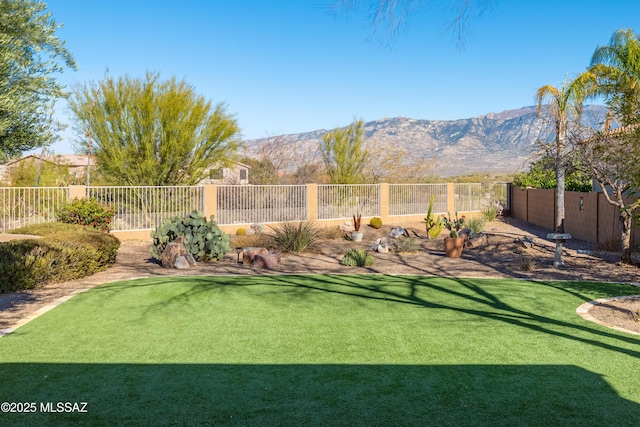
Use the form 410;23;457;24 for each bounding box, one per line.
307;184;318;221
203;184;217;220
379;183;389;223
446;182;455;214
68;185;87;201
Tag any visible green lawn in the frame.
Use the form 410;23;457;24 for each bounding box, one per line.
1;275;639;426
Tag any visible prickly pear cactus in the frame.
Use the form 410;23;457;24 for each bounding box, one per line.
150;210;231;261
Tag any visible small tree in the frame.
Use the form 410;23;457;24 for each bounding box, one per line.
319;119;369;184
512;156;592;192
578;28;640;263
0;0;76;156
578;126;640;263
69;72;240;185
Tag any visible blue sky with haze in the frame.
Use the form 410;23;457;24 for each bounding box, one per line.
43;0;640;154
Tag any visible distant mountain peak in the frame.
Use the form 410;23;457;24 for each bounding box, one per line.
245;105;608;177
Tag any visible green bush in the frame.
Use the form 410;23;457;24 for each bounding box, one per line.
340;249;375;267
150;211;231;262
481;205;499;222
393;236;419;253
56;197;115;232
465;217;487;234
369;217;382;229
236;228;247;236
1;223;120;293
270;221;320;253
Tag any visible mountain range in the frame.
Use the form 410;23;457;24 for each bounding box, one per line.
244;105;608;177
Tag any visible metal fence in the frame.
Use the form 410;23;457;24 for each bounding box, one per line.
0;187;68;232
216;185;307;225
317;184;379;220
389;184;447;216
0;183;507;233
454;183;509;213
89;186;204;231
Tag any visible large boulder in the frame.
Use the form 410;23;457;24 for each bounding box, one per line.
242;247;269;265
251;251;281;269
161;236;189;268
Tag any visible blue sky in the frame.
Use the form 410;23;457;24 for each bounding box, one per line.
42;0;640;154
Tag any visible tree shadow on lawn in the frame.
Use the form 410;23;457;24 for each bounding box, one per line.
1;363;639;426
92;275;640;359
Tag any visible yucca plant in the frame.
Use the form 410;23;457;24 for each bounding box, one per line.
270;221;321;253
465;217;487;235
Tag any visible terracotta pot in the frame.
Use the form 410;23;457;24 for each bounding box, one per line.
444;237;464;258
351;231;364;242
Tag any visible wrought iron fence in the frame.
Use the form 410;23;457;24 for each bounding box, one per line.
317;184;379;220
389;184;448;216
0;183;505;233
454;183;509;213
216;185;307;225
89;186;204;231
0;187;68;232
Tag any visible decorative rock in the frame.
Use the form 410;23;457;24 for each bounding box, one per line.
458;228;472;241
174;255;191;269
369;237;390;253
184;253;197;266
377;243;389;253
389;226;409;239
161;236;188;268
251;252;281;269
515;236;536;249
243;247;269;264
465;233;487;248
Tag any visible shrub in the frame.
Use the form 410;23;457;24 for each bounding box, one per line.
369;217;382;229
340;249;375;267
318;226;344;240
150;210;231;262
270;221;321;253
1;223;120;292
236;228;247;236
231;232;274;250
393;236;419;253
56;197;115;232
481;204;500;222
517;255;536;272
465;217;487;235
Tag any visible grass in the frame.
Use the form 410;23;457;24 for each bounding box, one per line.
1;275;640;425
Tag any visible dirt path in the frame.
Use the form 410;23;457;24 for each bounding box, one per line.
1;218;639;335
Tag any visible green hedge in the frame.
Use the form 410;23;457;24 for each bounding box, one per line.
0;223;121;293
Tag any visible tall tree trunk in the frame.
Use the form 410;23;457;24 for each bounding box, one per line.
555;122;566;233
555;164;565;232
620;211;633;264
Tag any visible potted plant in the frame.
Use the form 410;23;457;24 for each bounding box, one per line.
352;209;363;242
442;212;465;258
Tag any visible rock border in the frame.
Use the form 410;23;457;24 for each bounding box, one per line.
576;295;640;336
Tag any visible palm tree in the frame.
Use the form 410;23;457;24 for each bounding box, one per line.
590;28;640;125
535;74;596;233
583;28;640;263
